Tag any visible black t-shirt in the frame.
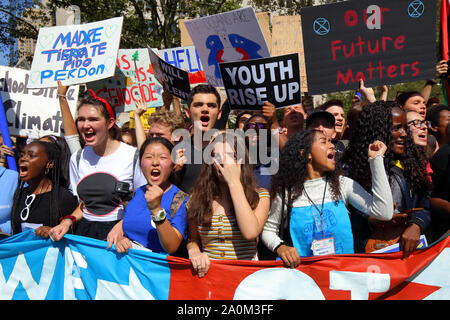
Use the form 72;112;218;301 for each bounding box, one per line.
430;143;450;201
12;186;79;234
175;141;205;194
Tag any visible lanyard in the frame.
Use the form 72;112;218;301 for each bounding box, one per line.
303;177;328;234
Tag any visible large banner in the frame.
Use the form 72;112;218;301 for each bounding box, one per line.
301;0;437;94
0;66;79;137
88;48;163;113
0;230;449;300
219;53;301;110
184;7;271;87
28;17;123;88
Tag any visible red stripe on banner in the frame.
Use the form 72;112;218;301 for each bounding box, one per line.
167;235;450;300
442;0;449;60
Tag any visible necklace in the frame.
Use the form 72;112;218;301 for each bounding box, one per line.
303;177;328;235
20;181;50;221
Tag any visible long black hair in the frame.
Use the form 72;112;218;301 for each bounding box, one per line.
40;135;71;188
342;101;431;196
270;129;342;208
10;141;63;234
341;101;395;191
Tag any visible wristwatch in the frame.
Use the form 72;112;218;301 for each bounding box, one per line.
151;208;167;224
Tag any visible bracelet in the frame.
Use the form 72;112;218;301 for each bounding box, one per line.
57;93;67;99
59;215;77;226
426;79;437;85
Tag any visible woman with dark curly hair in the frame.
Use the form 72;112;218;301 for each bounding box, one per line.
342;101;432;257
261;129;393;267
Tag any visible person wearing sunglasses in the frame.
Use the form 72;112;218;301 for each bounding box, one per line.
9;141;78;236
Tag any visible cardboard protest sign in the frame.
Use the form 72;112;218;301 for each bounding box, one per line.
0;66;79;137
184;7;271;87
88;48;163;113
271;15;308;92
301;0;437;94
129;108;157;130
148;49;191;101
158;46;206;84
219;53;301;110
28;17;123;88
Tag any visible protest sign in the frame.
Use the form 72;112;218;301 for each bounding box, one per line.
184;7;271;87
301;0;437;94
159;46;206;84
148;49;191;101
88;48;163;113
0;66;79;137
271;15;308;92
28;17;123;88
219;53;301;111
129;108;157;130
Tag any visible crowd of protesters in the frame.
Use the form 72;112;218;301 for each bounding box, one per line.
0;52;449;278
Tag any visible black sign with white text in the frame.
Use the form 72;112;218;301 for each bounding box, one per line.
149;49;191;100
219;53;301;110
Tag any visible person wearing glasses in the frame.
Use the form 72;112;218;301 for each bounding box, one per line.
9;141;78;236
342;101;431;256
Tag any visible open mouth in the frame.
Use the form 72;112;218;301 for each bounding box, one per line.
150;169;161;180
419;111;426;118
84;130;96;142
327;151;335;163
19;165;28;178
200;115;210;127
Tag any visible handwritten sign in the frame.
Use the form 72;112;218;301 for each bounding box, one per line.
28;17;123;88
184;7;270;87
219;53;301;110
148;49;191;101
0;66;79;137
301;0;437;94
159;46;206;84
88;48;163;113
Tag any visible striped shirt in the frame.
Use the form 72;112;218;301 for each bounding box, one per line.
198;188;270;260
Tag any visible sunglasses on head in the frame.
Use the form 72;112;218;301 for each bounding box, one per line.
246;122;267;130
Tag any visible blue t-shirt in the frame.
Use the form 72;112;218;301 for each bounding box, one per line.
122;184;188;253
0;167;18;234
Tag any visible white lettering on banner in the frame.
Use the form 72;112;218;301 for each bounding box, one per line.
63;247;87;300
410;248;450;300
94;267;155;300
0;248;59;299
233;268;325;300
329;270;390;300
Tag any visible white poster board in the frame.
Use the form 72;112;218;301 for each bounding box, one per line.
28;17;123;88
0;66;79;137
158;45;206;84
184;7;270;87
88;48;164;113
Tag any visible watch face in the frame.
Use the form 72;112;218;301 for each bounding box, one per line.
159;210;165;219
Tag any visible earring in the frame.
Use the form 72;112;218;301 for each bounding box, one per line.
45;167;50;175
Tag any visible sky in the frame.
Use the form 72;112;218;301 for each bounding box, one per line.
0;0;36;66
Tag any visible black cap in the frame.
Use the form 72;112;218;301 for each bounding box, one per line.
305;109;335;129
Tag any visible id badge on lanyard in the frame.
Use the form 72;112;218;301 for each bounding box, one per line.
305;179;336;256
311;232;335;256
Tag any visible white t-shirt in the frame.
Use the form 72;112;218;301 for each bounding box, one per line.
69;142;146;222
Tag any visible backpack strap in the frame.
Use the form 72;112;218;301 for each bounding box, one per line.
132;148;139;179
76;148;82;170
169;189;188;219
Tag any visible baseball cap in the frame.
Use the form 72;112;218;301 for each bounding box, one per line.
305;109;335;129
